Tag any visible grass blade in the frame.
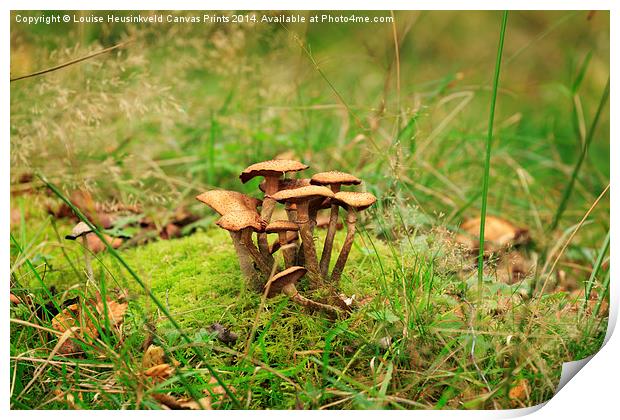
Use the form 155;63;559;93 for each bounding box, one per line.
477;11;509;295
38;174;240;408
550;77;610;231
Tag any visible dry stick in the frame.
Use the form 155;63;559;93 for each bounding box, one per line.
535;184;609;299
16;327;80;401
10;40;133;82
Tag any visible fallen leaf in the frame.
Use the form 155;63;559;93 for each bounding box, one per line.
497;250;532;285
142;345;166;369
95;298;128;327
456;216;529;253
51;304;98;338
11;208;23;227
86;233;123;253
160;223;181;240
144;364;175;382
152;393;212;410
10;293;21;305
509;379;530;400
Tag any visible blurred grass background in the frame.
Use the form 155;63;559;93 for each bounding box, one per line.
11;10;609;242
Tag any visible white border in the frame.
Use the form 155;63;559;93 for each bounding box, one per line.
2;1;616;418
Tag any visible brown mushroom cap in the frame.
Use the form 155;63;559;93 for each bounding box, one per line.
196;190;262;215
240;160;309;184
270;185;335;204
310;171;361;186
65;222;93;240
265;220;299;233
333;191;377;210
215;210;267;232
259;178;311;194
265;266;307;297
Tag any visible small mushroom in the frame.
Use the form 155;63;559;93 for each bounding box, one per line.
310;171;362;278
265;266;342;317
216;210;271;277
265;220;299;267
196;190;264;289
240;160;309;260
65;221;95;280
330;192;376;285
270;185;335;287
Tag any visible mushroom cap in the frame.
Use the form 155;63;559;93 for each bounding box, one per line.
333;191;377;210
310;171;362;186
270;185;335;204
265;266;307;297
259;178;311;194
196;190;261;216
65;221;93;240
266;220;299;233
240;159;309;184
215;210;267;232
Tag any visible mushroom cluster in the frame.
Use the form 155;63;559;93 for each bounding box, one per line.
196;160;376;317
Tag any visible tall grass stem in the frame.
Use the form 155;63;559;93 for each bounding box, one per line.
477;11;509;297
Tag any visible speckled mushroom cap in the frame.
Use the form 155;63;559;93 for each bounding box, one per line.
333;191;377;210
259;178;311;194
270;185;334;204
240;160;309;184
265;220;299;233
65;222;93;240
215;210;267;232
196;190;262;215
265;266;307;298
310;171;361;186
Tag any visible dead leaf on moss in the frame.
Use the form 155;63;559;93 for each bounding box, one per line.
456;216;529;253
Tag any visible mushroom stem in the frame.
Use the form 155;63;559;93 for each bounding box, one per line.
278;232;296;267
257;197;276;261
229;231;261;291
285;205;300;263
296;204;322;288
81;235;94;281
330;209;357;285
241;229;272;278
319;203;340;278
282;283;343;318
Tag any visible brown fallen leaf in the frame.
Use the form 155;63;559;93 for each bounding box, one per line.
86;233;123;253
144;364;175;382
95;297;128;327
10;293;22;305
51;304;99;338
11;208;23;227
142;345;166;369
497;250;533;285
508;378;530;401
455;216;529;253
160;223;181;240
152;393;212;410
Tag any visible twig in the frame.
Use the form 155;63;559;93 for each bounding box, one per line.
10;40;133;82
